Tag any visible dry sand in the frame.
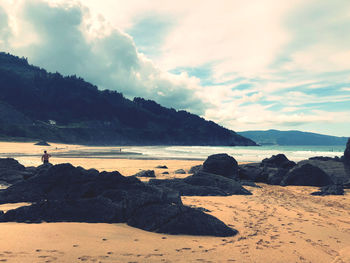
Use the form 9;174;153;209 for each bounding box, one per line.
1;141;350;262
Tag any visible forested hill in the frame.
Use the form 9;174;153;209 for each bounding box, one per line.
238;129;347;146
0;52;256;146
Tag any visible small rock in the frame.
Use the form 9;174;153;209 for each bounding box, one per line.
156;165;168;169
174;169;186;174
34;141;51;146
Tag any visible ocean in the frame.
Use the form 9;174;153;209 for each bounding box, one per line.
126;145;346;162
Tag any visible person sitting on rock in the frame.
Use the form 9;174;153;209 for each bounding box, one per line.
41;150;51;164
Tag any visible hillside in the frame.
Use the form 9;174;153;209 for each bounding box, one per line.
238;129;348;146
0;52;256;146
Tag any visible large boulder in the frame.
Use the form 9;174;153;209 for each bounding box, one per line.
282;163;333;186
202;154;239;179
296;159;349;185
261;154;296;169
0;163;238;237
149;171;251;196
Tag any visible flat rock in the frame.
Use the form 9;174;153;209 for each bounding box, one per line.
156;165;168;169
311;184;344;196
149;171;251;196
127;203;238;237
174;169;186;174
133;170;155;178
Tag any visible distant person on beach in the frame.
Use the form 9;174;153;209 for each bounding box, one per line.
41;150;51;164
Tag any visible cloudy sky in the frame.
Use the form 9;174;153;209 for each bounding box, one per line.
0;0;350;136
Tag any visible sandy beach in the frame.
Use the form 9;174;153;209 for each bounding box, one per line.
1;141;350;262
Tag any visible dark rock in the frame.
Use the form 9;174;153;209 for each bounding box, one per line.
296;159;349;185
174;169;186;174
265;168;289;185
202;154;238;179
0;210;3;216
309;156;340;162
282;163;333;187
342;138;350;163
0;162;238;236
127;203;238;237
0;197;124;223
149;171;251;196
133;170;155;178
311;184;344;196
156;165;168;169
0;158;28;184
189;165;202;174
240;180;261;188
343;179;350;189
162;172;169;174
0;170;34;185
261;154;296;170
189;206;211;213
238;163;263;181
34;141;51;146
0;163;142;203
0;158;25;171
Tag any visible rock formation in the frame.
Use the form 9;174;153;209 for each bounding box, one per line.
0;163;237;237
149;171;251;196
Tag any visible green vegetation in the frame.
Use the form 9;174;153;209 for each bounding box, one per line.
0;52;256;146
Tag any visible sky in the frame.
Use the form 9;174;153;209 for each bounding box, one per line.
0;0;349;136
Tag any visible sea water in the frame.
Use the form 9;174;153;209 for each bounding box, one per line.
127;145;346;162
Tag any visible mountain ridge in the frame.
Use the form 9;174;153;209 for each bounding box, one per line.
0;52;256;146
238;129;348;146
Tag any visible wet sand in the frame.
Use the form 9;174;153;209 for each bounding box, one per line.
0;141;350;262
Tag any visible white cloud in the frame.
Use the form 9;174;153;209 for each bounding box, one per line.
0;0;349;136
0;0;205;114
